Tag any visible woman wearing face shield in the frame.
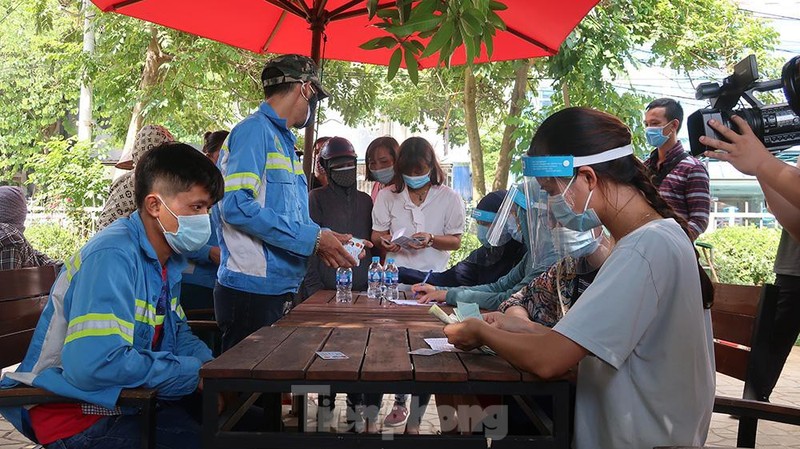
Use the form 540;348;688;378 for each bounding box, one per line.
399;190;526;287
412;186;558;309
444;107;716;449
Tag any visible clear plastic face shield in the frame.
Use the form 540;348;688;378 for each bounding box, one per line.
522;145;634;273
486;184;557;269
468;208;497;247
486;184;525;247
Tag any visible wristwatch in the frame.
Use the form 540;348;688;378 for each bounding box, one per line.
427;233;435;247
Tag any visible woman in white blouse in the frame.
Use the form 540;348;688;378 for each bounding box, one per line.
370;136;466;433
371;137;466;273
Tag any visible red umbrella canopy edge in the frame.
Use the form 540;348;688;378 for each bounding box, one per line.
91;0;599;67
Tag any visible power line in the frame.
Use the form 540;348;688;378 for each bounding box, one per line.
738;8;800;21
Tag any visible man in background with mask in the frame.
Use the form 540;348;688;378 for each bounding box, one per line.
300;137;381;432
643;98;710;240
214;55;358;351
399;190;525;287
301;137;374;298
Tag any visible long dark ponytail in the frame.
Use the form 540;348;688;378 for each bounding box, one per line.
528;107;714;308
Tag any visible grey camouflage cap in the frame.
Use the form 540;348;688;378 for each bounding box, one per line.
261;54;330;100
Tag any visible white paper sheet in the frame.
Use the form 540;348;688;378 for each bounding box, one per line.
424;337;458;352
389;299;429;306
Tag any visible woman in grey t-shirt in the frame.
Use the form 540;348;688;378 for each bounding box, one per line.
445;107;716;449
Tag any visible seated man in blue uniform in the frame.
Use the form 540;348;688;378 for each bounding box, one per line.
399;190;526;287
0;142;223;449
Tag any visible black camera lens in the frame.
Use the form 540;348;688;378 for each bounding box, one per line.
783;55;800;116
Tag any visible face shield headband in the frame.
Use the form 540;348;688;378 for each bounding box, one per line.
522;144;632;270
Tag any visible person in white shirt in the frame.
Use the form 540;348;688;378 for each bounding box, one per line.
370;136;466;432
371;136;465;273
444;107;716;449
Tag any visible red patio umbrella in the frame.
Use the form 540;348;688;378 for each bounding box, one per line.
91;0;599;175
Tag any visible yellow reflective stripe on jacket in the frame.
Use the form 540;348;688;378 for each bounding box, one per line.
265;152;295;174
64;253;82;281
224;172;261;193
134;299;164;326
65;313;134;344
170;297;186;320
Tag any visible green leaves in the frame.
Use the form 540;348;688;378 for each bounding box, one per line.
388;47;402;80
460;8;483;37
367;0;379;20
421;20;453;58
403;45;419;83
359;36;398;50
361;0;509;84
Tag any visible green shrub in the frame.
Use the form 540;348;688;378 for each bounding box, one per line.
699;226;782;286
24;223;87;262
26;138;110;238
448;232;481;268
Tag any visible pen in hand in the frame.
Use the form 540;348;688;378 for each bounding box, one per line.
421;269;433;286
415;270;433;298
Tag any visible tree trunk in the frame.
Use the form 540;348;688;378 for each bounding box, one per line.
562;82;571;108
492;59;532;192
464;66;485;199
77;0;94;142
121;26;172;155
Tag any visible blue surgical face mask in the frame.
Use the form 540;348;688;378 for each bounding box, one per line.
645;124;670;148
157;197;211;254
551;227;600;259
548;178;602;232
403;172;431;190
372;166;395;184
476;224;490;247
507;215;524;243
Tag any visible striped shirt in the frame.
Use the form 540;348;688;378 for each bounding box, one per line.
644;142;711;240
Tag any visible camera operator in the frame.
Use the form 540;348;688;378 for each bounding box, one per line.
702;116;800;404
700;116;800;240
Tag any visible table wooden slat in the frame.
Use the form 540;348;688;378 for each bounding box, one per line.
252;327;332;380
201;326;295;379
276;318;443;330
360;328;413;381
408;329;468;382
306;327;370;381
458;351;523;382
301;290;335;305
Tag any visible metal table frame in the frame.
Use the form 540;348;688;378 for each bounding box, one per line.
202;378;572;449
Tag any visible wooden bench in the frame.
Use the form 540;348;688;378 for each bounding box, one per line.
0;266;156;449
709;282;800;447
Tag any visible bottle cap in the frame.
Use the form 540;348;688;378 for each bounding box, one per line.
372;256;380;263
387;258;394;264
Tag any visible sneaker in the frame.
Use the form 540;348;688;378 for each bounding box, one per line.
383;404;409;427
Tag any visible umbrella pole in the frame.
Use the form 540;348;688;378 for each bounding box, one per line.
302;21;324;186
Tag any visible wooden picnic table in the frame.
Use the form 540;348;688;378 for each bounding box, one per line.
200;290;572;449
276;290;449;329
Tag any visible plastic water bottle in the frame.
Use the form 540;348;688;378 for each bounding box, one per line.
336;267;353;303
367;257;384;299
384;258;399;302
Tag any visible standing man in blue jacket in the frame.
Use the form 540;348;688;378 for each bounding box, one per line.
214;54;359;351
0;143;223;449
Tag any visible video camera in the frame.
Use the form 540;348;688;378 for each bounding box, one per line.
687;54;800;156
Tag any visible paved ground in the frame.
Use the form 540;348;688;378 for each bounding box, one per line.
3;347;800;447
